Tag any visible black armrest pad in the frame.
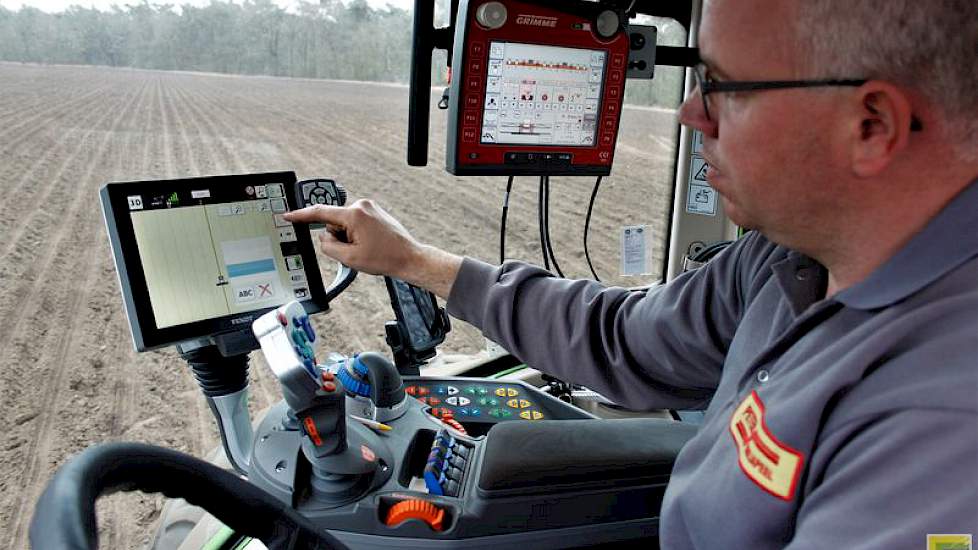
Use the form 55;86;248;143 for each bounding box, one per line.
478;418;697;493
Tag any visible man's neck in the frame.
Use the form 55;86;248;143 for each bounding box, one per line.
819;170;977;298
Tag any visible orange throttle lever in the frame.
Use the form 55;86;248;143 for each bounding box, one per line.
384;499;446;532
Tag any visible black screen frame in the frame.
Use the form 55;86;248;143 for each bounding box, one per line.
100;172;330;351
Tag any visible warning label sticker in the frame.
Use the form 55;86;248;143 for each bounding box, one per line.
686;155;717;216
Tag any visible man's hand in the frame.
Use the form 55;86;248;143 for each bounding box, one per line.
284;200;463;299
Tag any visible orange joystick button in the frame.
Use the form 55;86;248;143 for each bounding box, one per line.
385;499;446;532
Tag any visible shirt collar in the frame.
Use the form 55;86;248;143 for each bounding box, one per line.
834;178;978;310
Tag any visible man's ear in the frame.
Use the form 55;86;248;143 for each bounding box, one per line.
849;82;914;177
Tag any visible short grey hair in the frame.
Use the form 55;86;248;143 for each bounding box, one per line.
793;1;978;162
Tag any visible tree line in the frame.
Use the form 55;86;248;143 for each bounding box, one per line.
0;0;684;107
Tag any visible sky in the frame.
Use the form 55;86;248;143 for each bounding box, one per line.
0;0;414;13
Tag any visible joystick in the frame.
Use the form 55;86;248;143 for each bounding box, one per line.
253;302;394;506
335;352;409;423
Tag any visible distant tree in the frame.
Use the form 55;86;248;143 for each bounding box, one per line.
0;1;683;108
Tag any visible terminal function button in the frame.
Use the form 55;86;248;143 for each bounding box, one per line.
446;386;460;395
445;396;471;406
519;410;544;420
478;397;498;407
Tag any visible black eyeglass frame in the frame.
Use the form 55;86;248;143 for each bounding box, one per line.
691;65;923;131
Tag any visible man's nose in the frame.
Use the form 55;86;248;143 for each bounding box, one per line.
678;87;717;138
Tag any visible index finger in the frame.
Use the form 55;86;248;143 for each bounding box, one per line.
284;204;348;225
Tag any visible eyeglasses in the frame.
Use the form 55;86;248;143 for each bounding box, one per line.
692;64;866;121
691;64;923;131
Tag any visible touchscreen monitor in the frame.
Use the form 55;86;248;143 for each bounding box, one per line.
482;41;606;147
101;172;329;351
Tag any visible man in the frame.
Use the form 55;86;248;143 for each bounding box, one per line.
286;0;978;547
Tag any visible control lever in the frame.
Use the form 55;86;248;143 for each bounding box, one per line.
335;352;409;423
253;302;394;505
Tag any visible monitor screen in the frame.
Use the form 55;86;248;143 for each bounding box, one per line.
101;172;329;351
129;184;308;328
482;41;606;147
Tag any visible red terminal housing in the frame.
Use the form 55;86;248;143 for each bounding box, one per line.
447;0;629;176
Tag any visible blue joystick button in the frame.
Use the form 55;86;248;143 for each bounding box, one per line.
352;355;369;376
423;468;444;496
336;367;371;397
299;315;315;342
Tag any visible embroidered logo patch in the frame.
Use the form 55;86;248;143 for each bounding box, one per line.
927;534;973;550
729;390;804;501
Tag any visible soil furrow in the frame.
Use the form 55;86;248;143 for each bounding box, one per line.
3;79;151;550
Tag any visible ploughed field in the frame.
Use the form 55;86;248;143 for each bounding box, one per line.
0;62;677;548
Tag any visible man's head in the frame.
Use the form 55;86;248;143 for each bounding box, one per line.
679;0;978;258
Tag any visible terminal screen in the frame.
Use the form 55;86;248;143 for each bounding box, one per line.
481;41;606;146
127;183;309;329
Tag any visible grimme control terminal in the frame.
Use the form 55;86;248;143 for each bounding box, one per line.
447;0;630;175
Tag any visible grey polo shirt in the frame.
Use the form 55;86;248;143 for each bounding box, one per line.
447;180;978;548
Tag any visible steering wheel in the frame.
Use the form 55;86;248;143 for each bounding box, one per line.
29;442;346;550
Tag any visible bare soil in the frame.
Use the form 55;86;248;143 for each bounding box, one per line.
0;62;677;549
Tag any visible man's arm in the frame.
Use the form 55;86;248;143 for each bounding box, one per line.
445;234;785;410
285;201;779;410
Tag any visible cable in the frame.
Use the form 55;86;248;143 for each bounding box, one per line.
542;176;564;278
539;176;545;268
500;175;514;264
583;175;603;282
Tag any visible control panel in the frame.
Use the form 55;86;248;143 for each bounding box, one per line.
405;377;583;424
446;0;630;176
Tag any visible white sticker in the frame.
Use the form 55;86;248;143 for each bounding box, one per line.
127;196;144;210
686;155;718;216
191;189;211;199
255;185;268;198
620;225;650;276
692;130;705;154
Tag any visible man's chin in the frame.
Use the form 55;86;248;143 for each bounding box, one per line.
720;199;756;231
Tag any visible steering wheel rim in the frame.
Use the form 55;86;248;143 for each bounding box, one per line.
30;442;346;550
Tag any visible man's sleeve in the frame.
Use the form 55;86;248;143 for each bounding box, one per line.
786;409;978;549
446;232;783;410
